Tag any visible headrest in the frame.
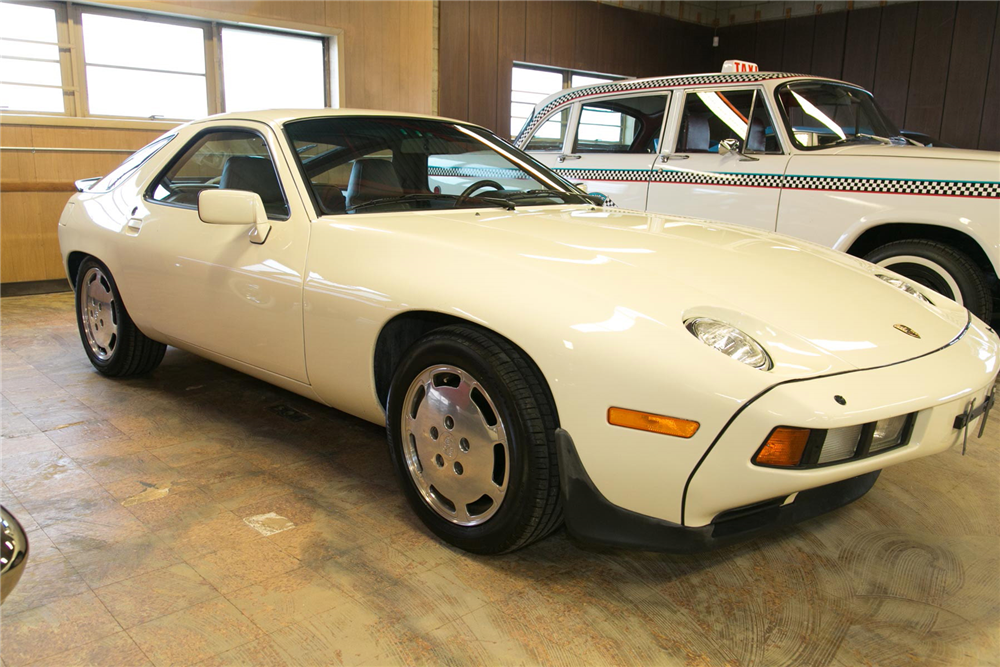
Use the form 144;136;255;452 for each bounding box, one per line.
747;118;766;153
220;156;283;204
686;116;710;152
346;159;402;208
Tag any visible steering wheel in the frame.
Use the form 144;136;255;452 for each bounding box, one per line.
459;180;503;198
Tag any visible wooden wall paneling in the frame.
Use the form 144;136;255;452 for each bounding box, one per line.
438;0;470;120
524;1;553;66
468;1;499;131
680;20;710;73
550;1;577;69
338;0;366;108
573;0;601;73
0;127;37;183
382;5;402;112
980;6;1000;150
902;1;956;138
497;1;526;138
361;2;386;109
781;15;815;73
754;19;786;72
634;15;664;78
715;22;757;72
810;11;847;79
940;1;999;148
872;2;918;129
841;6;881;89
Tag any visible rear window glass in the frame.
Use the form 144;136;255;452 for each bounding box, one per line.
92;134;175;192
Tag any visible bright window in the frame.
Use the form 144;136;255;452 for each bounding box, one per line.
0;2;64;112
221;28;325;112
81;12;208;118
511;63;621;141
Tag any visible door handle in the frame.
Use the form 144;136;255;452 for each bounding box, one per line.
557;154;582;163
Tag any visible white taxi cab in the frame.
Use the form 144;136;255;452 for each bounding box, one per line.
515;61;1000;322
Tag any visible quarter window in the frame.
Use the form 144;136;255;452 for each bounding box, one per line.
149;130;289;219
676;89;780;154
574;94;670;154
93;134;175;192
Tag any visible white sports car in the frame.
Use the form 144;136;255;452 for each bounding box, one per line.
58;110;998;554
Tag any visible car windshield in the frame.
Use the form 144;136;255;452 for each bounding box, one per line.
284;117;592;215
775;81;904;150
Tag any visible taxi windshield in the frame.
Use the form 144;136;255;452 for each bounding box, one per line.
284;117;593;215
775;81;903;150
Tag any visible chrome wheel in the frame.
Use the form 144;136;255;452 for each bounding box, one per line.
402;365;509;526
80;266;118;361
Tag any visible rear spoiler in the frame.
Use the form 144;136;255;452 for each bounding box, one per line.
74;177;101;192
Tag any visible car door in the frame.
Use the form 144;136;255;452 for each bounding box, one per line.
646;87;790;231
118;123;311;382
550;92;670;210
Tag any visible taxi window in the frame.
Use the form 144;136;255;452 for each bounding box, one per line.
573;94;669;154
524;109;569;152
676;89;780;155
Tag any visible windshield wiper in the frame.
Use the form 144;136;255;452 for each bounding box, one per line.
856;132;893;145
498;189;596;205
347;193;515;213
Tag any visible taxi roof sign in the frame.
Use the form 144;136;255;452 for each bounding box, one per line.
722;60;759;73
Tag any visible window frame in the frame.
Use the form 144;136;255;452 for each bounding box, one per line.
0;0;339;122
672;86;786;157
570;91;672;155
144;124;292;222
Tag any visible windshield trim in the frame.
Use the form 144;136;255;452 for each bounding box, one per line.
281;115;588;217
773;81;900;152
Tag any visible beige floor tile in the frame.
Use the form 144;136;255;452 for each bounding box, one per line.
0;591;122;667
16;480;121;528
225;567;348;634
316;541;427;600
43;419;125;447
270;511;384;567
65;532;183;588
2;449;100;502
0;555;91;616
127;597;263;667
95;563;221;628
171;453;263;487
0;432;60;457
193;635;294;667
233;492;325;528
42;506;152;554
186;538;301;593
77;450;178;486
25;631;155;667
264;601;397;667
153;509;261;559
149;438;236;468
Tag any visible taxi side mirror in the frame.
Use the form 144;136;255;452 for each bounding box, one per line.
718;138;741;156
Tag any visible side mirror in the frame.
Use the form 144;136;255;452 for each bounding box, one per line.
198;189;270;244
718;137;741;156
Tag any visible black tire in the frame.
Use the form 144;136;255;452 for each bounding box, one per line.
864;239;993;322
75;257;166;377
386;325;562;554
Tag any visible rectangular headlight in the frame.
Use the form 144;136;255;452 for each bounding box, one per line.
870;415;909;452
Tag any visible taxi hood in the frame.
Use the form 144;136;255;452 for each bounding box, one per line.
408;206;972;379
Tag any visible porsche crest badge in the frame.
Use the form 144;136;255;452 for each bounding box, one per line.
893;324;921;339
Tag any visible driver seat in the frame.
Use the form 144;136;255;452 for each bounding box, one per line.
346;159;402;209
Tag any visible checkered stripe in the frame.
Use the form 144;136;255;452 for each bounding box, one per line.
428;166;530;180
783;175;1000;198
556;167;1000;198
514;72;804;146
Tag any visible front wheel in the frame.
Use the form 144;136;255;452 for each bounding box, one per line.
864;239;993;322
385;326;562;554
75;258;166;376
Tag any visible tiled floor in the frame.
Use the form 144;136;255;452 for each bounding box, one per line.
1;292;998;667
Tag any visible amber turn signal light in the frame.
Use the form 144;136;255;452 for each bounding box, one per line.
607;407;700;438
755;427;810;467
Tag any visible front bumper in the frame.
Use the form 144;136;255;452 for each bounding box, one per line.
556;428;880;553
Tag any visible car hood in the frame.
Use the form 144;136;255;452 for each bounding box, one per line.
401;206;970;378
822;144;1000;162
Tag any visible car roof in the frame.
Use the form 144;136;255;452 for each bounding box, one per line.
188;108;479;129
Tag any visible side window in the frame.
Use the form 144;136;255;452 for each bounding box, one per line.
94;134;175;192
676;89;781;155
524;109;569;152
149;130;289;219
574;94;669;154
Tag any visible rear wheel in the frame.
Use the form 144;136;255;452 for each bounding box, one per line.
864;239;993;321
75;258;166;376
386;325;562;554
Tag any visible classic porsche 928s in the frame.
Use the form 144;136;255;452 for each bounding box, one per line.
59;110;998;554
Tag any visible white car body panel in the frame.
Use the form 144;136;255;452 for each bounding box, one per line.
58;109;999;534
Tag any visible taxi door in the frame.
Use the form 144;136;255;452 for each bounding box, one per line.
548;92;671;211
646;88;790;231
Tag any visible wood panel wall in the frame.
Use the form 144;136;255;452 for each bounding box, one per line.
715;1;1000;150
438;0;714;134
1;0;435;285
